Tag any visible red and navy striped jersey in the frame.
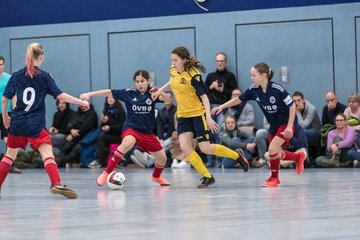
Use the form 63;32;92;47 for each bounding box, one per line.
3;67;62;137
111;88;161;134
240;81;296;134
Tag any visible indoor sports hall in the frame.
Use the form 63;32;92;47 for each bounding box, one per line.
1;1;360;239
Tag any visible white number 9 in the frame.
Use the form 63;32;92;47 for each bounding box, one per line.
23;87;35;112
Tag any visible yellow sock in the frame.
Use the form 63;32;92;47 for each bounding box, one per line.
187;151;212;178
213;144;238;160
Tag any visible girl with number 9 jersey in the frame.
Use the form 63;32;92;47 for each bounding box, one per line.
0;42;89;199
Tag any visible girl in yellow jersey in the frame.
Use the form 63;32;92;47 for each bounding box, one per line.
152;46;249;188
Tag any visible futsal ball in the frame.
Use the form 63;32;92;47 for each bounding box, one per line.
107;171;126;190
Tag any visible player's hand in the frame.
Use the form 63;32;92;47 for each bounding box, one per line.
80;100;90;111
207;118;219;134
150;87;158;93
281;126;293;140
3;116;10;129
79;93;90;101
151;89;161;101
211;106;223;115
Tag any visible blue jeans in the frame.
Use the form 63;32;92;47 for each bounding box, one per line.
222;136;254;168
304;128;320;146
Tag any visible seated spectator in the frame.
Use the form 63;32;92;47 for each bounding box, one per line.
56;105;98;167
224;88;255;135
88;96;126;168
49;100;74;152
320;91;347;150
219;115;263;168
343;93;360;167
292;91;321;163
315;113;356;167
322;91;347;126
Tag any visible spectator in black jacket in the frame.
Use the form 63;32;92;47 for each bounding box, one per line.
322;91;347;126
49;100;74;151
56;104;98;167
88;96;126;168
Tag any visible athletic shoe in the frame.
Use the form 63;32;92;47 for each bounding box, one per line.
9;166;22;174
152;176;170;186
251;158;267;168
173;160;191;169
295;150;307;175
171;159;179;168
197;175;215;188
235;149;249;172
88;160;101;169
133;149;149;167
130;155;146;168
50;185;78;199
262;177;281;187
354;160;360;168
97;171;109;186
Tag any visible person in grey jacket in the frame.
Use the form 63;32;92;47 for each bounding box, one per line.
292;91;321;147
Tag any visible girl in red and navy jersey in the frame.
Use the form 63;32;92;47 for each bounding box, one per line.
212;62;307;187
80;70;170;187
0;42;89;199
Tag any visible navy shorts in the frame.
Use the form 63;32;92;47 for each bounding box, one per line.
177;115;210;143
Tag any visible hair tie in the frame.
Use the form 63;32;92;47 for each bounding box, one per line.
268;68;272;75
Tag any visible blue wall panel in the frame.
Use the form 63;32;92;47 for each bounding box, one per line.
236;19;334;127
108;28;195;90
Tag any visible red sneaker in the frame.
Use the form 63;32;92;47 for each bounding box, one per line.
97;171;109;186
296;150;307;175
262;177;281;187
152;176;170;186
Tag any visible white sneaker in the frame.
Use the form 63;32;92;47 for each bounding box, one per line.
174;160;191;169
88;160;101;169
133;150;148;167
130;155;146;168
354;159;360;168
171;159;179;168
280;160;294;168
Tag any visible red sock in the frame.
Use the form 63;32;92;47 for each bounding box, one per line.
0;156;14;188
281;150;300;162
105;150;124;174
269;153;280;178
152;163;165;178
44;157;61;185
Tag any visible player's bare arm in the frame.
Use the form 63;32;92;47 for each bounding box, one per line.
79;89;113;101
151;81;170;100
211;97;241;115
1;96;10;129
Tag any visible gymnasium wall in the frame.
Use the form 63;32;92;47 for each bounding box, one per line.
0;2;359;151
